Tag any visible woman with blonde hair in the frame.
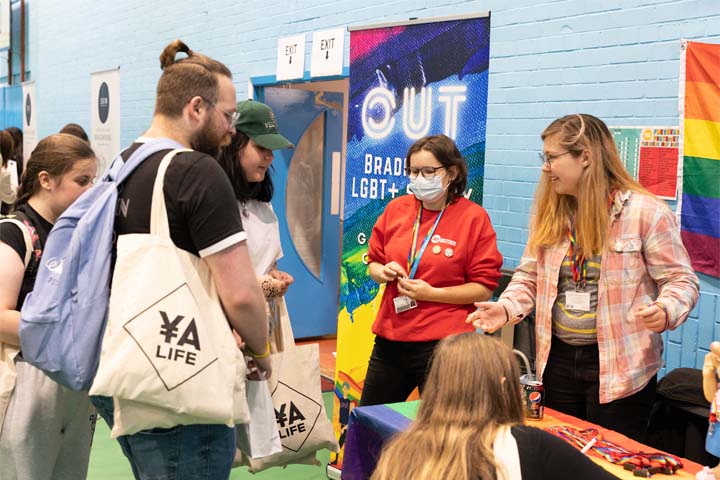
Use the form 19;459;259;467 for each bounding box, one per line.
371;332;618;480
468;114;699;442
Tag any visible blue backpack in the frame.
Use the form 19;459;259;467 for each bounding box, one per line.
19;138;184;391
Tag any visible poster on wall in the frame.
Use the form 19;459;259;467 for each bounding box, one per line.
0;0;9;51
678;40;720;278
21;81;37;163
329;13;491;472
90;67;121;174
610;126;679;199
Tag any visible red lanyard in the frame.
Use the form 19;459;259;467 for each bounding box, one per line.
545;426;683;475
566;227;586;290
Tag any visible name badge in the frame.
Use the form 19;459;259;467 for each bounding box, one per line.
393;295;417;314
565;291;591;312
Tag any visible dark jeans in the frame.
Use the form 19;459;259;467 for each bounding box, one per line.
91;396;235;480
359;336;439;407
543;336;657;442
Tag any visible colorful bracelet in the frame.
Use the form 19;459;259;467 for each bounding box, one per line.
651;300;670;331
246;341;271;359
261;278;279;298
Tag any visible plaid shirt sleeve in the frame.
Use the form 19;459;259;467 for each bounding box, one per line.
638;196;699;330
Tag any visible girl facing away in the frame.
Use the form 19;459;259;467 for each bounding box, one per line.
371;332;619;480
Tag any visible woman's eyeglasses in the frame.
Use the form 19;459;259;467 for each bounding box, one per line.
405;166;445;179
538;151;571;167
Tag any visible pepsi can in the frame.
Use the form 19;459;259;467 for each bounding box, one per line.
520;374;544;420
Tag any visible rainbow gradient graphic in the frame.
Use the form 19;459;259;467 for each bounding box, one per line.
680;41;720;278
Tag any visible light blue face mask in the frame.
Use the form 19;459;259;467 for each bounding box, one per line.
409;175;448;203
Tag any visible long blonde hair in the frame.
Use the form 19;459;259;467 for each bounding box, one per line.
371;333;525;480
529;114;647;256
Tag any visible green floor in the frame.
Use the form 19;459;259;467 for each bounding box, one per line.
87;393;334;480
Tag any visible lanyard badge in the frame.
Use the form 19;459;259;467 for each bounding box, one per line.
565;227;591;312
393;204;445;314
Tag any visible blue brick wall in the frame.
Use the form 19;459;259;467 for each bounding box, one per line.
29;0;720;373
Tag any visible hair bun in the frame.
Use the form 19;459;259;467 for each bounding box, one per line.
159;40;193;70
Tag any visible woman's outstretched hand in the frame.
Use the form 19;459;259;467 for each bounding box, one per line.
466;301;508;333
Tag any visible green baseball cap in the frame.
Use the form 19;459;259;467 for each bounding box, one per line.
235;100;293;150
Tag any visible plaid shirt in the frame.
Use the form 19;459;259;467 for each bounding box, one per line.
500;191;699;403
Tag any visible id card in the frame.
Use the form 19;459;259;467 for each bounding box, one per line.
565;291;591;312
393;295;417;314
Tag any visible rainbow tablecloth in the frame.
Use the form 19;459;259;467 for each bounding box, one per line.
342;401;702;480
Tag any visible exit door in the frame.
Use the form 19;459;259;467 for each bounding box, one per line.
262;87;343;338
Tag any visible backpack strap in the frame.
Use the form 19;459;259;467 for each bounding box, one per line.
0;218;33;268
103;138;187;184
0;211;40;271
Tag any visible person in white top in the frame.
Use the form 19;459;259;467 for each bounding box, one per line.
218;100;295;345
0;130;18;210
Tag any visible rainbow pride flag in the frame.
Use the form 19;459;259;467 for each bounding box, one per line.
679;41;720;278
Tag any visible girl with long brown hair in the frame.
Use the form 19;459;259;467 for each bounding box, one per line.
0;134;98;479
468;114;699;442
371;332;618;480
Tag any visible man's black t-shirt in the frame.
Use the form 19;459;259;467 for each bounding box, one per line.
115;141;245;257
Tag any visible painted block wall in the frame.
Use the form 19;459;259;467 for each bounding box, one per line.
31;0;720;374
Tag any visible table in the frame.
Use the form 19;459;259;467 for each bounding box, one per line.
341;401;704;480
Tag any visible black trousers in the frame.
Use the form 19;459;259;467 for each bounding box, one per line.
359;336;439;407
543;336;657;442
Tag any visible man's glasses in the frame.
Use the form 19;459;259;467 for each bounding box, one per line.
538;151;571;167
200;96;240;127
405;166;445;180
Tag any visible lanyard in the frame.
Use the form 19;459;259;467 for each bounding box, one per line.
566;227;586;290
407;204;445;279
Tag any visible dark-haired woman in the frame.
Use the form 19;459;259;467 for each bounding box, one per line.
360;134;503;407
217;100;295;350
0;134;97;479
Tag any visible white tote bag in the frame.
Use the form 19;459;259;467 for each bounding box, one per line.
239;297;339;472
236;379;282;459
89;149;249;437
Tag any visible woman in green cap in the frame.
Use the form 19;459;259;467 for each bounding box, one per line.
218;100;295;348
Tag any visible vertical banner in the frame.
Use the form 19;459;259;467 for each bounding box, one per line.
0;0;10;51
678;41;720;278
90;68;121;174
21;81;37;163
330;13;491;471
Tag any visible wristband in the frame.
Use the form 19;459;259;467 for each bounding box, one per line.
246;341;271;359
650;300;670;331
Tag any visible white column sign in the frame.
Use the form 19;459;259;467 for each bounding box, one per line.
310;28;345;77
276;34;306;81
21;81;37;163
90;67;121;174
0;0;10;50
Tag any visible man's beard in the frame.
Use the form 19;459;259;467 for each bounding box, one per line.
190;117;223;158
